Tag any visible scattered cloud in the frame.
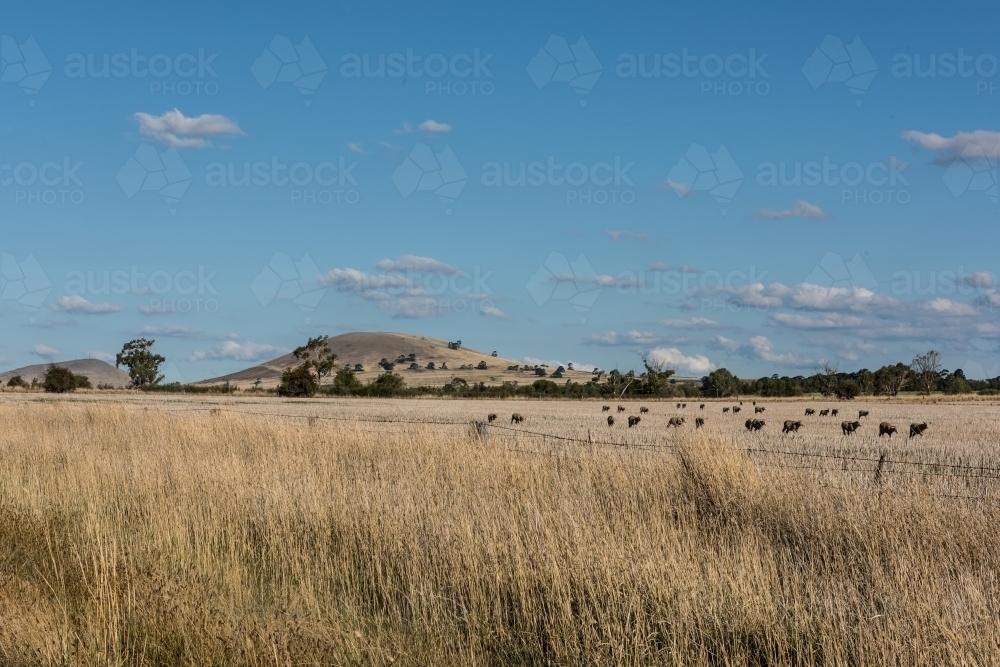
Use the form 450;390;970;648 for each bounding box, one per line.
901;129;1000;164
50;295;122;315
347;142;365;154
770;312;865;329
134;109;244;148
188;341;288;362
419;119;451;133
923;298;978;317
523;357;597;372
137;325;236;341
960;271;995;290
584;330;666;346
374;255;459;274
481;305;511;320
31;344;59;360
660;317;718;329
647;347;715;375
751;199;831;220
658;178;693;196
605;230;650;242
647;262;702;273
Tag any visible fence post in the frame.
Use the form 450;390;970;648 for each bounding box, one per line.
873;452;886;485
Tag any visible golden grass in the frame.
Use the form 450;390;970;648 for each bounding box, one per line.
0;400;998;665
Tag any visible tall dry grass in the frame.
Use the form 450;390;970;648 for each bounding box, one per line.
0;402;997;665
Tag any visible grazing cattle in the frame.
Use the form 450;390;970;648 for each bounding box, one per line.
511;413;525;424
487;413;497;423
607;416;615;427
667;417;685;428
805;408;816;416
841;421;861;435
723;407;730;413
782;420;803;434
819;409;830;416
682;403;687;408
879;422;897;438
640;407;649;414
695;417;705;428
859;410;870;419
831;409;839;417
699;404;705;409
733;406;742;414
745;419;765;432
676;403;682;408
602;405;610;412
628;416;641;428
909;422;929;438
617;406;626;413
754;406;765;414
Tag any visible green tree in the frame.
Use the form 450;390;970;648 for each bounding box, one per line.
874;363;911;397
332;367;363;392
74;375;93;389
834;379;860;400
368;372;405;395
292;336;337;386
276;364;319;397
702;368;740;397
911;350;944;396
116;338;165;387
43;365;77;393
6;375;25;388
639;357;676;395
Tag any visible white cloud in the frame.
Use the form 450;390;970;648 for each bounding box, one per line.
747;335;814;367
770;312;865;329
647;347;715;375
137;325;230;340
481;306;511;320
347;142;365;154
319;268;412;292
134;109;244;148
901;129;1000;164
960;271;995;290
708;335;741;352
374;255;459;274
923;298;978;316
188;341;287;362
647;262;702;273
660;317;718;329
605;230;650;242
86;350;116;363
50;295;122;315
659;178;693;196
584;330;665;346
419;119;451;133
31;344;59;359
751;199;831;220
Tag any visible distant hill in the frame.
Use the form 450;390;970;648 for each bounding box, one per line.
0;359;131;387
197;331;594;388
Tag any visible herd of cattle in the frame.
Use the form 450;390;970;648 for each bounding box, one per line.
486;403;931;439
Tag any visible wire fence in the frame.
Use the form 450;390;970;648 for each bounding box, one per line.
144;405;1000;501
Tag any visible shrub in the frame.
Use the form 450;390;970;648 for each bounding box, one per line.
43;365;77;393
276;364;319;397
6;376;25;388
74;375;93;389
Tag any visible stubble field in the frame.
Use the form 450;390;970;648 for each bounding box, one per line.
0;393;998;665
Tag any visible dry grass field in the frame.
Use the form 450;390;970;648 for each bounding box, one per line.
0;394;999;665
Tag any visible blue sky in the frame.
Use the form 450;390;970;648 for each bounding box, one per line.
2;0;999;381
